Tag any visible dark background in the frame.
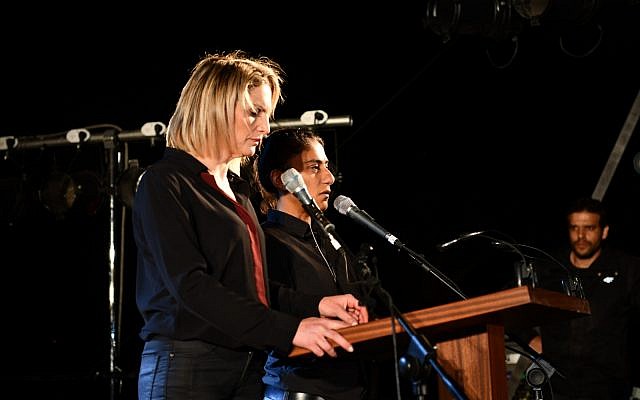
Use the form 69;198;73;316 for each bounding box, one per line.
1;2;639;399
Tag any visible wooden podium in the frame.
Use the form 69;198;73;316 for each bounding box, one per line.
290;285;590;400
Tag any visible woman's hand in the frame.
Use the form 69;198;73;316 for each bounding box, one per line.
319;294;369;325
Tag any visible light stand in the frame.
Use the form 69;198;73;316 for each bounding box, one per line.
104;128;121;399
2;122;167;400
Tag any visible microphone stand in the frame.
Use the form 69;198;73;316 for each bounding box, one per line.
381;287;469;400
369;243;467;399
437;231;572;398
397;243;468;301
310;218;469;399
355;227;561;399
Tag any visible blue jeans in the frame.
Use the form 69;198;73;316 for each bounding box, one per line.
138;338;265;400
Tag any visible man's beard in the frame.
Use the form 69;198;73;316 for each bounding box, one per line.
572;240;600;259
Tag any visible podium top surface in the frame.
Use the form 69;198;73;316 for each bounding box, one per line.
289;285;590;357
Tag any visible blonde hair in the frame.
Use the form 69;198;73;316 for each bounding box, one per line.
166;50;284;160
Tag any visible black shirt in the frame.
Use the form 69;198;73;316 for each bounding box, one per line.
133;148;306;354
261;209;368;400
539;246;640;399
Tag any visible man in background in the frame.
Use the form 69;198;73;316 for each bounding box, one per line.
529;197;640;399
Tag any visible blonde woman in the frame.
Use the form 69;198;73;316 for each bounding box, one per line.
134;51;367;400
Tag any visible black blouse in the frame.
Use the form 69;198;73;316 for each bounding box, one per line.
261;209;369;400
133;148;307;354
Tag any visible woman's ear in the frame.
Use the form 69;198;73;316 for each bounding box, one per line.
270;169;286;192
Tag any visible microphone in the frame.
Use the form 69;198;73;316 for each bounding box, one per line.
438;229;569;380
333;195;404;248
437;230;532;286
280;168;341;250
511;243;584;299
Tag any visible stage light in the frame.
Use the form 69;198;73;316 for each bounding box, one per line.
424;0;525;42
513;0;550;25
72;170;104;216
424;0;601;48
39;171;77;219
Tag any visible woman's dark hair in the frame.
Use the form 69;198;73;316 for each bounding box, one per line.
253;128;324;214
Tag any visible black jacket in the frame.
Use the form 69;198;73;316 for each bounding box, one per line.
133;148;307;354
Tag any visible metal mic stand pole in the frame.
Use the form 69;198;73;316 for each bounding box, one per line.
397;243;468;301
369;282;469;400
395;241;559;398
317;224;468;400
302;203;467;399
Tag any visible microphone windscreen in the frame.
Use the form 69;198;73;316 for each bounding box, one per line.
333;195;355;215
281;168;304;193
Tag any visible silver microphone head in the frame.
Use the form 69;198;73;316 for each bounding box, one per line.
333;195;356;215
281;168;305;194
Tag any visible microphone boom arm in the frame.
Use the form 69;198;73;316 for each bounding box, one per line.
400;243;468;301
438;231;568;380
